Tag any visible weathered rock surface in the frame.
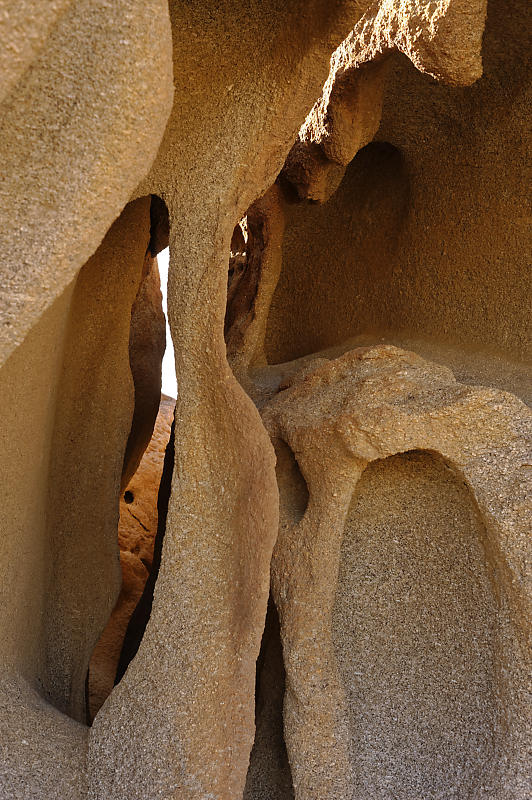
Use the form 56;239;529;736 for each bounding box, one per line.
41;198;154;724
0;0;173;364
0;1;529;799
0;195;152;795
88;552;148;724
89;4;381;798
119;395;175;572
335;451;497;797
282;0;487;201
115;414;176;687
268;0;531;379
244;599;294;800
261;345;531;799
88;395;175;721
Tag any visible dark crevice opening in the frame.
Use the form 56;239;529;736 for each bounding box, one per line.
244;597;295;800
275;438;309;526
114;417;175;685
149;193;170;257
86;193;172;722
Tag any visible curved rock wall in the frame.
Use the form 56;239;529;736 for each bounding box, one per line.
266;0;530;381
261;345;530;799
334;451;497;797
88;395;175;722
42;197;152;723
0;0;173;365
0;194;154;795
0;1;530;799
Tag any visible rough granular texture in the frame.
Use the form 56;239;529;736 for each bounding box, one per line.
0;1;529;798
262;345;531;800
334;451;498;798
244;600;295;800
88;395;175;721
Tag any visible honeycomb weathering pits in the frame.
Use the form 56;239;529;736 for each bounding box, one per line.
0;1;530;798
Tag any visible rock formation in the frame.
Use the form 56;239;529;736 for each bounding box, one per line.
261;345;530;798
0;1;530;799
88;395;175;722
121;255;167;492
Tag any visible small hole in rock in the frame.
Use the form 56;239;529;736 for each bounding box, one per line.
124;490;134;504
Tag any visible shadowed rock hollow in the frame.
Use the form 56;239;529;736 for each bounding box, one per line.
0;1;530;799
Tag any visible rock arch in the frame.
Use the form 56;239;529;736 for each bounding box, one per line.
263;345;531;799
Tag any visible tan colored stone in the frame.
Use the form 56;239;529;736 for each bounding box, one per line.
115;412;176;687
244;599;294;800
266;1;531;387
119;395;175;569
88;396;175;721
261;345;531;799
0;0;173;365
41;198;152;724
88;552;148;725
0;1;72;103
226;184;287;384
282;0;487;202
89;4;378;798
0;1;529;798
0;196;152;795
0;290;73;688
302;0;488;152
335;451;497;797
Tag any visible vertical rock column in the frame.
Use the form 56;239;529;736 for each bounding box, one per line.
88;2;377;797
89;206;280;799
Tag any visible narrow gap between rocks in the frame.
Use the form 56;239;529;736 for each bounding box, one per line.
87;196;176;723
244;598;295;800
225;192;307;793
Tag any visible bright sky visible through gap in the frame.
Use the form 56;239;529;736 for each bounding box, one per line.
157;247;177;398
